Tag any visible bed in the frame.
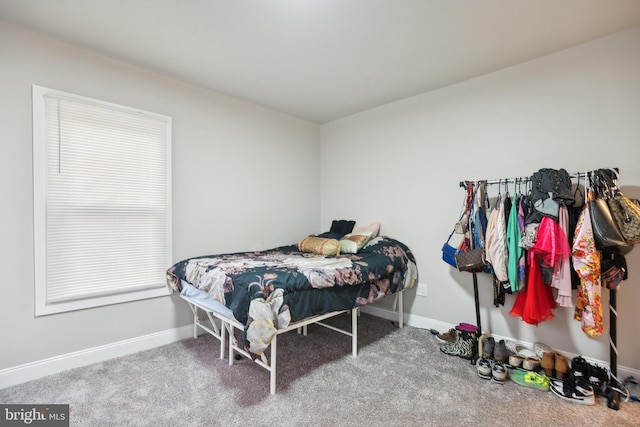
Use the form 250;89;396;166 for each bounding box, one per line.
166;234;418;394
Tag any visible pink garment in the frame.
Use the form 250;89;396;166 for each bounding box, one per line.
530;216;572;274
552;206;573;307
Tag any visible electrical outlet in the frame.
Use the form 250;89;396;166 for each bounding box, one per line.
417;282;428;297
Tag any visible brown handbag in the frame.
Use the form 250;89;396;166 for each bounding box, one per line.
607;190;640;244
454;247;488;272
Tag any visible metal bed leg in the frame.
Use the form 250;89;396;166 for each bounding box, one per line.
193;310;198;339
352;308;358;357
220;320;226;360
398;291;404;328
270;334;278;395
228;323;235;366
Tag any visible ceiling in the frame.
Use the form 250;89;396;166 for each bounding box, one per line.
2;1;640;124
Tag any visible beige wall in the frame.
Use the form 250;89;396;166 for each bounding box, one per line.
0;20;320;370
321;26;640;371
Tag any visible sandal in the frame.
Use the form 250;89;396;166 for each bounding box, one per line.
533;342;553;359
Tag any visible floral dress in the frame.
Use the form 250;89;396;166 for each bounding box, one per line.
572;197;603;337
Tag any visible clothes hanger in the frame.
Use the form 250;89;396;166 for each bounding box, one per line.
573;172;584;206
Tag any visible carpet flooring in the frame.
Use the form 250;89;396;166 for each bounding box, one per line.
1;313;638;426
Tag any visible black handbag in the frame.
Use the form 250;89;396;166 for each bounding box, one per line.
588;171;633;255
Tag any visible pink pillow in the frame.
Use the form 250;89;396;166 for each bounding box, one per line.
353;222;380;238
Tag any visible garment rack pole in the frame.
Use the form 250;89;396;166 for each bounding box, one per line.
459;172;592;188
459;167;621;381
472;272;482;335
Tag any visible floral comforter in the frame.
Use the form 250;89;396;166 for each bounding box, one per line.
166;236;418;355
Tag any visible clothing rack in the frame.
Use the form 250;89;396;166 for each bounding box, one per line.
458;168;621;380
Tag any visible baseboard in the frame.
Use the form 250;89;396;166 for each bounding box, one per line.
360;305;640;382
0;324;194;389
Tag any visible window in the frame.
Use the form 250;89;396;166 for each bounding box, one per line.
33;86;172;316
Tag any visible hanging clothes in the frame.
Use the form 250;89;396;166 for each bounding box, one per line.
509;248;556;326
471;182;489;251
572;193;604;338
485;193;509;284
552;206;573;307
510;216;567;325
531;216;572;277
506;191;522;293
516;194;528;290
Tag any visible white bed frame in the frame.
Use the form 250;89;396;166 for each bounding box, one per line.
181;290;405;394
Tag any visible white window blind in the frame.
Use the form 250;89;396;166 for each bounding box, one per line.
33;86;172;316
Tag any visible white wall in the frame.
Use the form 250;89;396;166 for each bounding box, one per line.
2;16;639;381
0;21;320;370
321;26;640;371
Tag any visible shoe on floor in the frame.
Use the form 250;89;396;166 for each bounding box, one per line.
523;356;541;371
476;357;492;380
510;368;550;391
440;329;477;360
550;373;595;405
533;342;554;359
508;354;524;368
623;376;639;401
491;362;508;385
482;337;495;359
555;353;569;379
571;355;609;394
587;363;610;395
541;352;555;377
435;328;457;344
493;340;511;362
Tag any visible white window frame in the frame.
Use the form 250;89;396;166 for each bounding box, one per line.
33;85;172;316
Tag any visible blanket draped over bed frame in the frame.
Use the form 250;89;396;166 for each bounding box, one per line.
166;236;418;356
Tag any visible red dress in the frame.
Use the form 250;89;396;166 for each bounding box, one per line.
510;217;570;325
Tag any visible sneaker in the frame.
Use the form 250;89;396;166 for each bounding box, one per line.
571;356;609;394
510;368;550;391
587;364;610;395
435;328;457;344
491;362;508;384
476;357;492;380
550;373;595;405
570;355;588;379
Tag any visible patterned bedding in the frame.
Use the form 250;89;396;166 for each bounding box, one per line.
166;236;418;356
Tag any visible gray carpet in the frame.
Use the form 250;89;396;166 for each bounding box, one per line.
1;313;638;426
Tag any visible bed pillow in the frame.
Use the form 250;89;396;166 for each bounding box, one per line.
329;219;356;236
353;222;380;238
315;231;345;240
339;231;373;254
298;236;341;256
